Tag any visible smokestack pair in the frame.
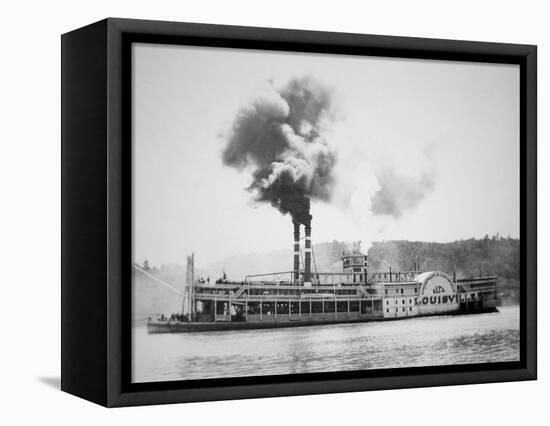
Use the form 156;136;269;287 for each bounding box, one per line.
293;221;312;285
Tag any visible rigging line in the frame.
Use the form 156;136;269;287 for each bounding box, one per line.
311;244;319;277
169;271;187;297
132;263;183;295
169;272;183;288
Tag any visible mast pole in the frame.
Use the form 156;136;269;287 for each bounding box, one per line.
191;252;195;321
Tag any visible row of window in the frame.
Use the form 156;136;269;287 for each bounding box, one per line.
466;282;497;288
386;307;414;313
386;298;417;305
372;273;417;282
240;300;381;315
384;287;417;294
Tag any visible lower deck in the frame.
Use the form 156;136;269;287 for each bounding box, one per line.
200;298;385;323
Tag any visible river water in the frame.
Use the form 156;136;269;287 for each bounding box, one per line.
132;305;519;383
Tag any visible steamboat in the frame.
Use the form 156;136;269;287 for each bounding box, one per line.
142;222;499;333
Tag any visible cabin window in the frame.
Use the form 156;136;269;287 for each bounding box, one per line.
401;288;404;294
386;309;389;313
409;307;412;311
385;289;388;294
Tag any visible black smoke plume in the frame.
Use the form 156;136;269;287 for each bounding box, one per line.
222;77;336;225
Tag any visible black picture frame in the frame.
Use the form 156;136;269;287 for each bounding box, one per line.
61;17;537;407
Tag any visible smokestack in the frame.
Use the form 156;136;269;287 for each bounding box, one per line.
293;221;300;282
304;224;312;285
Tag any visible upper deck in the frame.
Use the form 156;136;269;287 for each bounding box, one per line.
191;271;498;299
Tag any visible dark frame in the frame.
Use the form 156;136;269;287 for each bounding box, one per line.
61;17;537;407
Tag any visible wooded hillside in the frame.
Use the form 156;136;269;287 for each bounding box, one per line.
367;235;519;279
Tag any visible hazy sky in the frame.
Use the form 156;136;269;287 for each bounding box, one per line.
132;43;519;267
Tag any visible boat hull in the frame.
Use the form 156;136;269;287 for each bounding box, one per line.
146;307;498;333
